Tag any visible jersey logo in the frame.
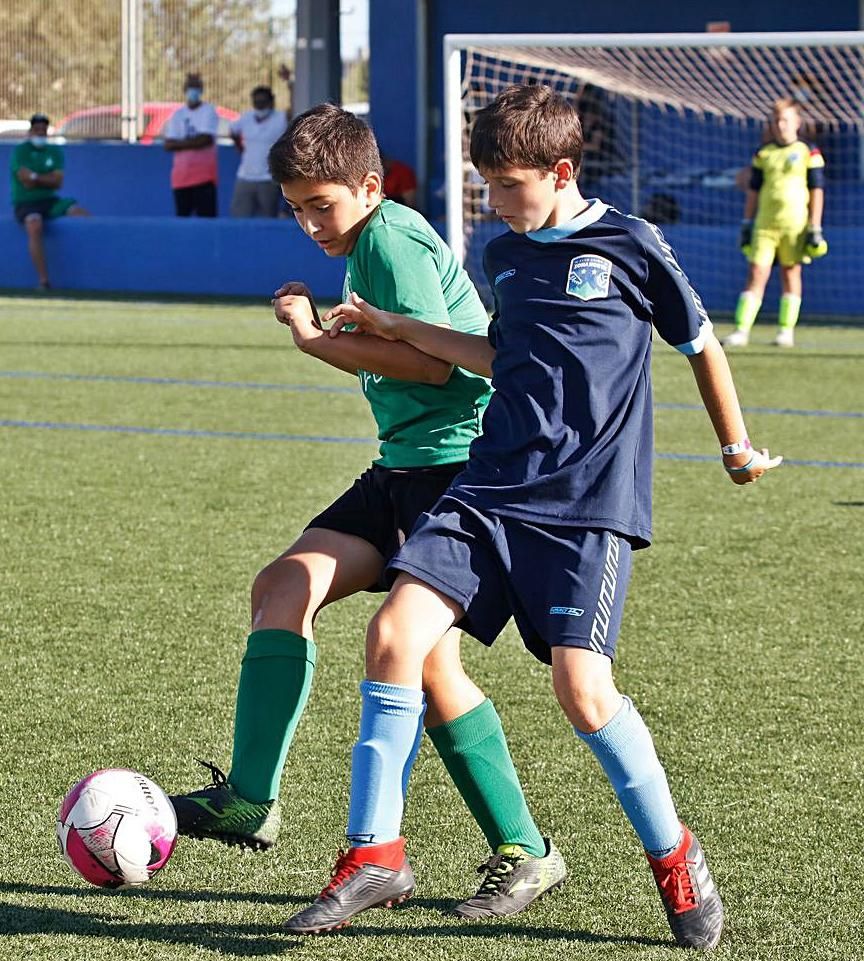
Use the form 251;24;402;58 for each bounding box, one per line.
494;268;515;286
565;255;611;301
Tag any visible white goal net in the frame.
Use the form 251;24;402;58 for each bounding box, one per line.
444;32;864;319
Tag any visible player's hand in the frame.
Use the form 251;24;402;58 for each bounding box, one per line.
324;292;403;341
739;219;754;258
805;226;828;259
277;63;292;84
723;447;783;486
272;282;322;343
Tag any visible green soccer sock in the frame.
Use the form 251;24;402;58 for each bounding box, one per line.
228;629;316;804
734;291;762;332
778;293;802;330
427;698;545;857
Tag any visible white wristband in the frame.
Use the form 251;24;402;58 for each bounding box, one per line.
721;438;752;456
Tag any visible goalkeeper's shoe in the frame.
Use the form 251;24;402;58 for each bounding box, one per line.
772;327;795;348
646;825;724;950
721;329;750;348
169;759;280;851
453;838;566;919
284;838;414;934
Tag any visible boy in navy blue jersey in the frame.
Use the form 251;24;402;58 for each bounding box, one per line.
285;85;781;947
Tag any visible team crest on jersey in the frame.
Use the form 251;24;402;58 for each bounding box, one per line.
565;255;611;301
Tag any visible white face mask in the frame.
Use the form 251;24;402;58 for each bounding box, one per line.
253;108;273;120
30;136;48;148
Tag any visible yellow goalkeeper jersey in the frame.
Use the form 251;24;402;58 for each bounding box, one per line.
751;139;825;230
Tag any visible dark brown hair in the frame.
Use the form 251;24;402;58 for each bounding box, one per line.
470;84;583;178
268;102;383;187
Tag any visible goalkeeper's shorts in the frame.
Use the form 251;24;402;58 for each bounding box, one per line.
749;224;808;267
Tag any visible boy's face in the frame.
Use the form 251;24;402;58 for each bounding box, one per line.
479;163;572;233
770;106;801;144
281;175;381;257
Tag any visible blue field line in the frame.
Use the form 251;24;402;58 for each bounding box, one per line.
0;370;357;394
656;401;863;420
0;419;370;445
2;418;862;469
2;371;862;420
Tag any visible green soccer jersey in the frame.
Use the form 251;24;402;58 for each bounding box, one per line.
343;199;492;468
10;142;65;205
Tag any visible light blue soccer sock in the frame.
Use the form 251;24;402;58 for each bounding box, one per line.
576;696;682;857
347;679;426;846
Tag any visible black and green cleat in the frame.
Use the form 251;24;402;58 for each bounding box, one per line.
453;837;566;918
169;759;281;851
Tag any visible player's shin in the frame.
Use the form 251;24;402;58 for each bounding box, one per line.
427;698;545;856
347;679;426;845
575;695;681;856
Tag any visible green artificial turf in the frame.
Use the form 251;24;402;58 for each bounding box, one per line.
0;296;862;960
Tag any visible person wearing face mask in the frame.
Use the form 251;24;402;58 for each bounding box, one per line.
229;85;289;218
10;113;89;290
164;73;219;217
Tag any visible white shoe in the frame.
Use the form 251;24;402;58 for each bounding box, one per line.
722;330;749;348
771;328;795;348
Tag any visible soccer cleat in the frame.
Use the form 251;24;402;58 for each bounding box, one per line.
772;327;795;348
646;824;724;950
453;838;566;919
284;838;415;934
169;759;280;851
721;329;749;348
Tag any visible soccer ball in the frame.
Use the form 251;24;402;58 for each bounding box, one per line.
57;768;177;888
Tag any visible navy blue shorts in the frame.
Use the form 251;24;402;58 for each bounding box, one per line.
388;495;633;665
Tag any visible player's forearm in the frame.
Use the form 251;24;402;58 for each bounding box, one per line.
808;187;824;227
743;190;759;221
297;326;454;384
687;334;752;468
390;315;494;378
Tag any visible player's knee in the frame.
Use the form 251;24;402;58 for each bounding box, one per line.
553;666;618;733
24;216;43;236
251;554;317;621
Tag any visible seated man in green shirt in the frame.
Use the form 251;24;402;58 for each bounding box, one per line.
10;113;89;290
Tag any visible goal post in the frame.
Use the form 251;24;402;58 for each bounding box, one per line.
443;31;864;318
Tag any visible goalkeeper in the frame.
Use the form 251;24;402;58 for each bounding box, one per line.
724;99;826;349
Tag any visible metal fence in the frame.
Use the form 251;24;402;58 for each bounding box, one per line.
1;0;367;141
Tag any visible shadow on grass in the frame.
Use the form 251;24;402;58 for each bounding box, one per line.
0;901;294;956
0;885;669;950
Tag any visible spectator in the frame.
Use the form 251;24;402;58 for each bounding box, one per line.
164;73;219;217
382;155;418;208
230;85;289;218
10;113;89;290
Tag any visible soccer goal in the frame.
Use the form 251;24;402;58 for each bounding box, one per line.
444;31;864;318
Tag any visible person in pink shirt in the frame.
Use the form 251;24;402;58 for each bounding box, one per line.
164;73;219;217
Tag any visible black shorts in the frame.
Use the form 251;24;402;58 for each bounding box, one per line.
173;182;217;217
306;462;465;591
14;197;76;224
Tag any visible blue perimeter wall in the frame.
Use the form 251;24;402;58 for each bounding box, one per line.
1;142;345;299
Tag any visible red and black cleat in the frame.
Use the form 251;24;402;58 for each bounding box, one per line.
284;837;415;935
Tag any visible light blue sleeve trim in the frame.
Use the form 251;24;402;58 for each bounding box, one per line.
673;319;713;356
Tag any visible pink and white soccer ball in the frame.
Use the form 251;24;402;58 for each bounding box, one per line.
57;768;177;888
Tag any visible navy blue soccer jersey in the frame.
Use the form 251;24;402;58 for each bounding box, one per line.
455;201;712;547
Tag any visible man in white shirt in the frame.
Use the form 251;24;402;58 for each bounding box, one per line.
164;73;219;217
229;86;289;218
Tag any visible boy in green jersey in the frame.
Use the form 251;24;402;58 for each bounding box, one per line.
10;113;89;290
170;103;565;918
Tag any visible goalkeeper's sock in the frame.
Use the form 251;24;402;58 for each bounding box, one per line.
734;291;762;332
229;629;316;803
427;698;546;857
778;294;802;330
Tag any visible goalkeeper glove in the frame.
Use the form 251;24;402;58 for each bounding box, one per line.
805;225;828;259
739;220;754;258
